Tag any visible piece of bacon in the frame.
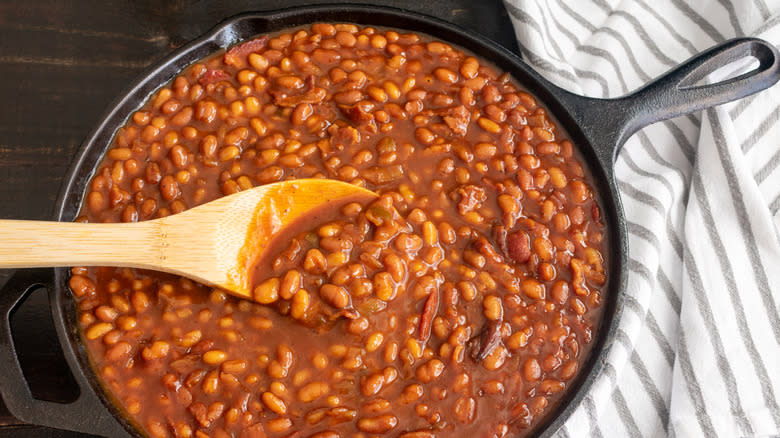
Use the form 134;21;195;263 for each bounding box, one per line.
455;184;486;215
469;320;503;362
473;236;503;264
223;36;269;68
198;69;230;85
273;87;327;107
417;289;439;342
341;104;374;125
442;105;470;136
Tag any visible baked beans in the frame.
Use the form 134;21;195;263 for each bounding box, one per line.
72;22;606;438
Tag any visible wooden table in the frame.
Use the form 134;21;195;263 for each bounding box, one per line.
0;0;518;436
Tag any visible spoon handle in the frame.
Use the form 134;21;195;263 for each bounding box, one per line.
0;219;161;270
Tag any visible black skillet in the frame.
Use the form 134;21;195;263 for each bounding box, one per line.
0;4;778;438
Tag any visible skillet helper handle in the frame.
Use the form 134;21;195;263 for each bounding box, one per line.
0;269;129;437
571;37;780;166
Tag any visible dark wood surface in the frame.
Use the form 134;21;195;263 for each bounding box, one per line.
0;1;518;436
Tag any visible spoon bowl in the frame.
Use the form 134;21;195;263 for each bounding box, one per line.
0;179;377;299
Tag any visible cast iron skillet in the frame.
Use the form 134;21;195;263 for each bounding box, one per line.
0;4;778;438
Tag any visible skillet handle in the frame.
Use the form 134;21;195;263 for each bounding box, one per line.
0;269;130;437
565;37;780;167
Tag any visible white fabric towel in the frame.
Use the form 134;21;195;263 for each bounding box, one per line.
502;1;780;437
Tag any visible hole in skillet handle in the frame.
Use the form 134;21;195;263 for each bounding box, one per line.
0;269;129;437
10;285;79;404
676;39;778;89
622;38;780;148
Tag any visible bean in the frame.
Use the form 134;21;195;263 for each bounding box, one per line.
142;341;170;360
105;342;132;362
523;358;542;381
291;103;313;125
266;417;292;433
367;86;388;103
279;270;301;300
291;289;310;319
571;298;587;315
454;397;476;424
203;350;227;365
434;68;458;84
277;75;304;89
539;262;556;281
383;81;401;100
334;90;362;104
262;392;287;414
200;135;218;157
347;317;369;334
400;432;435;438
310;432;340;438
415;128;436;145
108;148;133;161
357;415;398;433
298;382;329;402
553;212;571;231
561;361;578;380
335;30;357;47
86;191;106;213
320;284;351;309
304;249;327;274
370;34;387;49
147;419;168;438
534;238;554;261
457;281;477;302
482;295;503;320
219;146;240;162
460;57;479;78
69;275;96;298
361;373;385;396
131;291;150;313
384;253;406;283
222;359;248;374
271;381;288;398
415;359;444;383
483;344;508;370
253;278;280;304
312;353;329;370
85;322;113;340
257;166;284;184
506;327;531;350
94;306;118;322
342;347;364;370
160;175;180;201
475;142;498;159
249;117;267;136
551;281;570;305
570;180;591;203
365;332;384;352
485;104;506;123
463;250;486;269
540;379;565;394
521;279;546;300
312;23;336;36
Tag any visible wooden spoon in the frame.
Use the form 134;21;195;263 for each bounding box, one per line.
0;179;377;300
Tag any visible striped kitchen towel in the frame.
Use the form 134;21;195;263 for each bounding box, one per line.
502;1;780;437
